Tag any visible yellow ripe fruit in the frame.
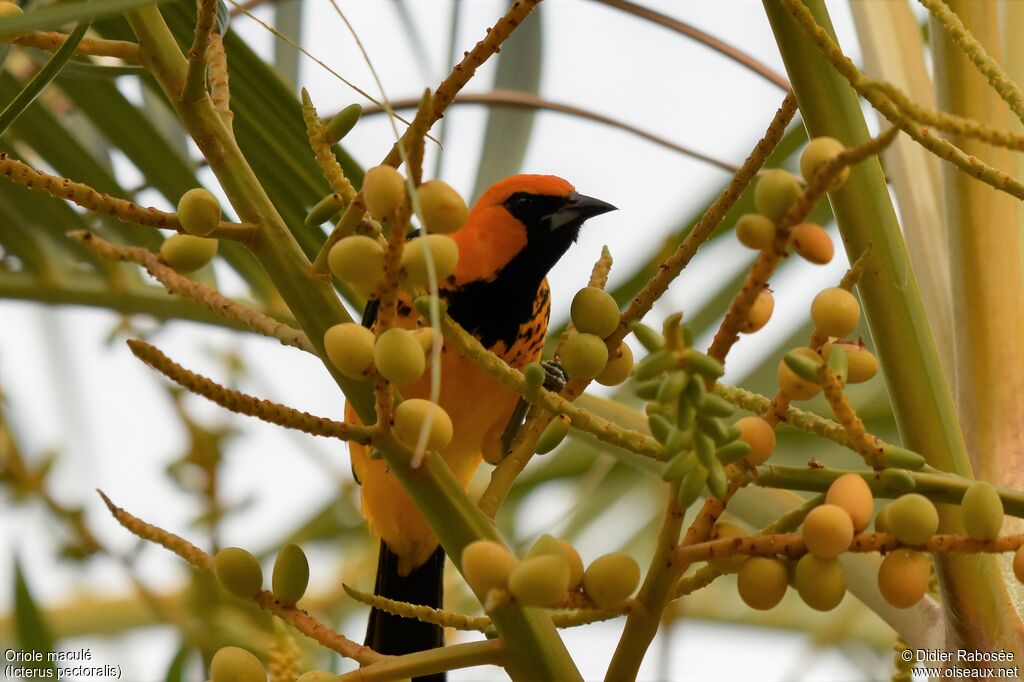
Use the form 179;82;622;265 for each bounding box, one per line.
736;213;775;250
737;557;788;610
214;547;263;599
571;286;620;338
794;554;846;611
160;234;218;272
741;287;774;333
272;543;309;605
801;504;854;559
960;481;1004;541
0;1;23;17
323;323;376;379
177;188;221;237
461;540;518;597
582;553;641;606
328;235;385;298
210;647;266;682
789;223;834;265
374;327;426;385
811;288;860;338
754;169;802;222
560;333;609;381
877;550;930;609
296;672;337;682
777;347;822;401
736;416;776;465
825;474;874;532
527;535;585;590
823;341;878;384
596;342;633;386
417;179;469;234
362;165;406;220
887;494;939;546
709;521;749;573
1014;545;1024;583
509;554;570;607
394;399;453;451
401;234;459;289
800;137;849;191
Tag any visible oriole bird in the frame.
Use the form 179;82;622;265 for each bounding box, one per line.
346;174;615;670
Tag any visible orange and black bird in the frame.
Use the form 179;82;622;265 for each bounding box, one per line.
347;174;615;674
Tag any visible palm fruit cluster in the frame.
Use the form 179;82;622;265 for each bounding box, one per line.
560;286;631;384
460;535;641;609
323;323;434;387
213;544;310;605
160;188;222;272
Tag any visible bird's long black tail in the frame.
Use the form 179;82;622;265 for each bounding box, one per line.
365;542;446;681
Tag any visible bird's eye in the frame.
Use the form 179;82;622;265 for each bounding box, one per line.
505;194;532;215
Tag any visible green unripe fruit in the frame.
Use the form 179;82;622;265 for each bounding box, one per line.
535;415;571;454
811;288;860;338
715;440;751;466
736;416;776;465
214;547;263;599
801;504;854;559
177;188;220;237
527;535;584;590
305;193;344;226
323;323;376;379
374;328;426;385
328;235;385;298
272;543;309;605
560;333;609;381
794;554;846;611
887;493;939;545
825;474;873;532
523;362;546;388
401;234;459;289
570;286;620;338
736;213;775;250
461;540;517;597
877;549;930;609
416;180;468;234
960;482;1003;541
874;504;891;534
508;554;570;607
160;234;218;272
879;467;917;493
394;399;453;451
754;169;802;221
709;521;748;573
295;672;336;682
325;103;363;143
677;464;708;509
777;347;822;401
630;322;665;352
737;557;788;610
596;342;633;386
362;165;406;220
790;223;834;265
681;349;724;378
824;341;878;384
210;647;266;682
741;287;774;333
582;553;641;606
880;445;926;471
800;136;849;190
412;327;435;354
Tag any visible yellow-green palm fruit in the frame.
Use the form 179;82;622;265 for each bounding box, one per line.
394;399;453;451
877;549;930;609
794;554;846;611
825;474;874;532
295;672;336;682
823;341;878;384
582;553;641;606
570;286;620;338
874;504;891;534
735;416;776;466
272;543;309;605
0;2;23;17
595;342;633;386
811;288;860;338
177;188;221;237
800;136;849;190
325;103;362;143
887;494;939;545
1014;545;1024;583
527;535;584;590
535;415;571;454
374;328;426;385
754;169;802;221
323;323;376;379
801;504;854;559
777;347;822;401
210;647;266;682
160;234;218;272
741;287;774;333
328;235;385;298
736;213;775;250
214;547;263;599
560;333;609;381
461;540;518;597
362;165;406;220
401;234;459;289
508;554;570;607
960;481;1003;541
416;180;468;234
412;327;435;355
737;557;788;610
709;521;749;573
790;223;834;265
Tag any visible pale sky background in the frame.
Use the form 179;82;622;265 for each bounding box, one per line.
0;1;918;680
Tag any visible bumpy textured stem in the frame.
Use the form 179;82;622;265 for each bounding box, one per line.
183;0;217;102
207;33;233;127
300;90;357;203
13;31;140;60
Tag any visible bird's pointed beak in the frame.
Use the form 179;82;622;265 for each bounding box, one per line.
549;191;617;231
